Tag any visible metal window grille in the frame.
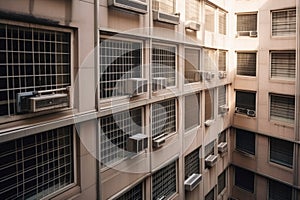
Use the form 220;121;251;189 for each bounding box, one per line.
237;14;257;32
271;51;295;79
205;187;215;200
0;23;71;116
234;166;254;193
185;93;200;130
152;44;176;87
100;107;143;165
270;137;294;168
0;126;74;199
186;0;201;22
205;89;214;121
204;48;217;71
272;8;296;36
184;148;200;179
219;11;227;35
218;130;226;143
235;90;256;113
218;170;226;194
151;98;176;138
218;85;226;114
218;50;226;71
100;38;142;99
205;4;215;32
270;94;295;123
184;48;201;83
152;161;177;200
115;182;143;200
269;179;293;200
237;52;256;76
205;140;215;158
236;129;255;155
152;0;175;14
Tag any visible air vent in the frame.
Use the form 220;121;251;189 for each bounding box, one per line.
126;133;148;153
205;154;218;168
185;21;201;31
108;0;148;14
153;10;180;25
152;77;167;91
184;173;202;191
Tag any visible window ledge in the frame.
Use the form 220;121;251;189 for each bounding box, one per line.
269;78;295;85
269;161;294;172
234;149;256;159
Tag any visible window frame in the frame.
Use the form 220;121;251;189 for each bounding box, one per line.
236;51;257;77
269;93;295;124
114;181;145;200
234;166;255;193
271;8;296;37
235;128;256;156
184;47;202;84
268;179;293;200
269;137;294;169
218;85;227;115
184;93;200;131
205;3;216;33
236;12;258;34
218;170;226;195
235;90;256;116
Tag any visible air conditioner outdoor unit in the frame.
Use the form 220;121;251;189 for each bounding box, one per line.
246;109;256;117
204;119;214;127
218;71;227;79
205;154;218;168
17;87;70;113
152;134;166;148
219;105;229;114
218;142;228;153
185;21;201;31
153;10;180;25
121;78;148;97
152;77;167;91
126;133;148;153
184;173;202;191
108;0;148;14
250;31;258;37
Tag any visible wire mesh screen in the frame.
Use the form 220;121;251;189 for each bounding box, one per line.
0;24;71;116
272;8;296;36
184;148;200;179
115;182;143;200
0;126;74;199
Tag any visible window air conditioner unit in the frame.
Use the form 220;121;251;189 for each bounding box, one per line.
235;107;247;115
108;0;148;14
218;142;228;153
249;31;258;37
237;31;250;37
218;71;227;79
204;119;214;127
246;109;256;117
17;87;70;113
219;105;229;114
184;173;202;191
152;134;166;148
152;77;167;91
121;78;148;97
205;154;218;168
185;21;201;31
153;10;180;25
126;133;148;153
204;72;214;80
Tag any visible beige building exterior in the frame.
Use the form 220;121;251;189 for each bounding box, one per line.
0;0;299;200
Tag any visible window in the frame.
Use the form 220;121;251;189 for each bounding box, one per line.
236;129;255;155
205;4;215;32
237;52;256;76
0;126;74;199
270;51;295;79
100;107;143;165
184;48;201;83
218;50;227;71
205;187;215;200
219;11;227;35
272;8;296;36
218;130;226;143
270;94;295;123
152;44;176;87
185;0;201;23
218;85;226;114
152;0;175;14
269;179;292;200
235;91;256;116
185;93;200;130
270;137;294;168
204;48;217;71
237;13;257;33
100;38;142;99
205;89;214;121
152;98;176;138
152;161;177;200
218;170;226;194
115;182;143;200
0;23;71;116
205;140;215;158
185;148;200;179
234;166;254;193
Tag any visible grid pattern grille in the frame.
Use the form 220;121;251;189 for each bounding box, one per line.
152;98;176;138
269;179;292;200
100;108;143;165
270;137;294;168
0;23;71;116
152;44;176;87
219;11;227;35
271;51;295;79
218;85;226;114
186;0;200;22
270;94;295;123
218;50;226;71
100;38;142;98
0;126;74;199
272;8;296;36
218;170;226;194
205;4;215;32
237;14;257;31
152;161;177;200
152;0;175;14
184;48;200;83
235;166;254;193
184;148;200;179
115;182;143;200
236;129;255;155
204;49;217;71
237;52;256;76
205;188;215;200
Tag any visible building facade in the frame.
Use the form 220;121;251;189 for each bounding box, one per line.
0;0;299;200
